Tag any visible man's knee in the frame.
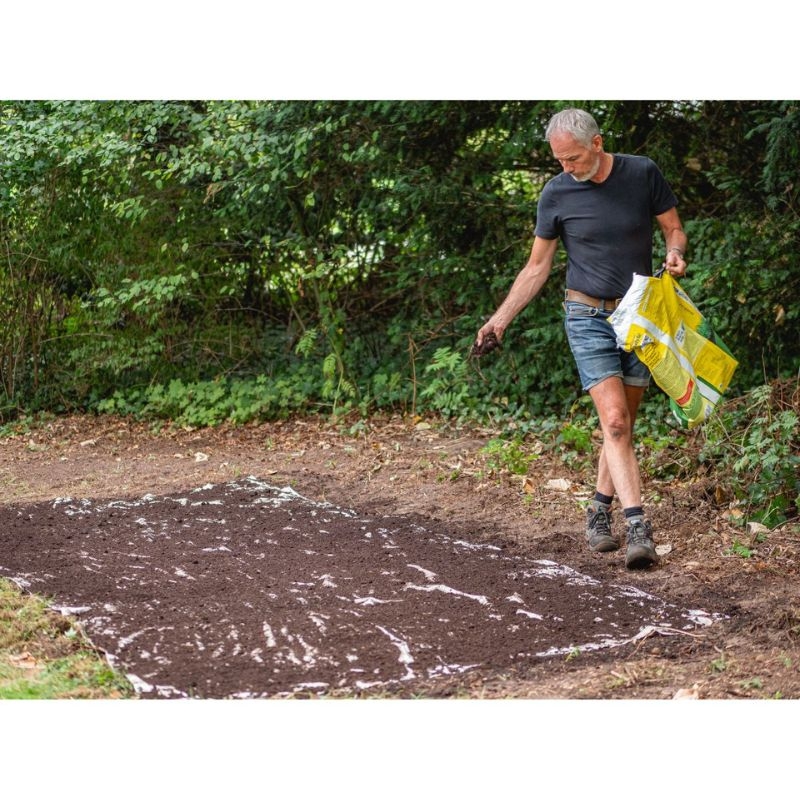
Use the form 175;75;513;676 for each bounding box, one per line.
603;411;631;441
595;398;632;440
590;378;639;441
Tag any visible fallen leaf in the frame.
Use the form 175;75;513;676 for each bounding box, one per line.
194;452;209;462
546;478;572;492
747;521;769;536
9;652;38;670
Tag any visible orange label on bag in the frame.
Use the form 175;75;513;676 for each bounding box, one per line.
676;379;695;406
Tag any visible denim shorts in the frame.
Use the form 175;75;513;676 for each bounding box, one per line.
563;301;651;392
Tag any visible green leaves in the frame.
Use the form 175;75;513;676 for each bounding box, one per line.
0;98;797;478
701;383;800;526
419;346;472;418
94;273;196;319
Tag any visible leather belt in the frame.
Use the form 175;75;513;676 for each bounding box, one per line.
564;289;622;311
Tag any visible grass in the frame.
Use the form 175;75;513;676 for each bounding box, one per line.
0;579;134;699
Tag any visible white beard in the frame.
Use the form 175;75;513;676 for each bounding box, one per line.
570;156;602;182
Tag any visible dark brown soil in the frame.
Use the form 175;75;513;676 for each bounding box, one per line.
1;413;799;700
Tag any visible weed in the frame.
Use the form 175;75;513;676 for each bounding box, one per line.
700;383;800;526
726;539;753;558
347;419;368;437
480;437;539;476
565;646;581;662
558;423;593;459
709;656;728;673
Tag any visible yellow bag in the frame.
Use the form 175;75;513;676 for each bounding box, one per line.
609;272;738;429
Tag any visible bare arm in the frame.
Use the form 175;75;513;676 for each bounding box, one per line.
656;206;688;277
475;236;558;347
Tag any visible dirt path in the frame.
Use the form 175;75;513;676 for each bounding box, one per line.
1;414;799;699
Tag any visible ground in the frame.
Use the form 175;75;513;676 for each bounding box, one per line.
1;412;799;699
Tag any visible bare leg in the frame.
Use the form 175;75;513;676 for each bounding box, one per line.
589;378;646;508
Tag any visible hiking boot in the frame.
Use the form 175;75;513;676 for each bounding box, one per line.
625;517;658;569
586;503;619;553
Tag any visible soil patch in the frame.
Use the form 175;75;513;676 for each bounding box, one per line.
0;477;723;698
1;414;799;699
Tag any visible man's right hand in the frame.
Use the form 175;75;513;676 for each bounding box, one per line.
471;329;501;357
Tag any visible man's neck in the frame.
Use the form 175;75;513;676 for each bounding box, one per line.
590;152;614;184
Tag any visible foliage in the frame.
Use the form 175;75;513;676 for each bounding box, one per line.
1;100;798;505
419;346;473;418
699;381;800;526
97;373;319;426
480;437;539;476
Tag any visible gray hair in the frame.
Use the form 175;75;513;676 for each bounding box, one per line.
544;108;600;147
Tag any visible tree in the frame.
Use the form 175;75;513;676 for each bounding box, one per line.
1;100;796;424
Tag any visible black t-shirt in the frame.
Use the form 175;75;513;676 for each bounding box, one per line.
534;153;678;298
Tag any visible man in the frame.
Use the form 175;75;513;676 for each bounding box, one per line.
474;107;687;569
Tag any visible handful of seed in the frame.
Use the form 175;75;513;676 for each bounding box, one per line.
470;331;500;357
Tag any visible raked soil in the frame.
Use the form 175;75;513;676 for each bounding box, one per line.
1;414;798;699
